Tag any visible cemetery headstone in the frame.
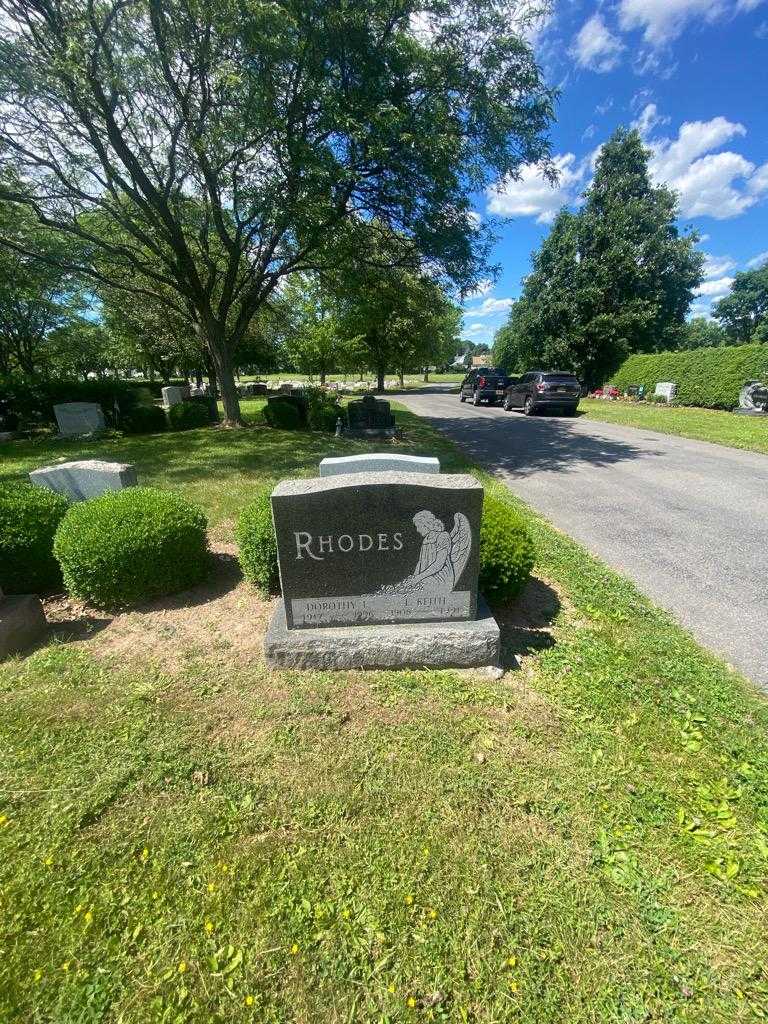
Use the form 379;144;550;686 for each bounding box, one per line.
265;471;500;669
345;394;396;438
29;459;138;502
161;386;186;409
734;380;768;416
53;402;106;437
320;453;440;477
654;382;677;403
0;585;48;660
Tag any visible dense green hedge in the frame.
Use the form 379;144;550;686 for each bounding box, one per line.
236;488;279;594
120;404;168;434
54;487;209;608
609;344;768;409
167;400;211;431
479;492;535;604
0;483;70;594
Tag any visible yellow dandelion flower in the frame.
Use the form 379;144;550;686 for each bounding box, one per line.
509;981;519;993
207;883;215;893
387;983;396;994
84;911;93;925
341;909;350;919
44;856;53;867
506;956;517;967
74;904;83;915
152;891;159;900
428;909;438;920
407;996;416;1008
0;815;7;827
404;894;414;905
289;943;299;955
220;863;229;873
178;961;187;974
204;921;214;934
140;848;149;862
61;962;70;972
33;969;42;982
245;994;254;1006
422;846;430;856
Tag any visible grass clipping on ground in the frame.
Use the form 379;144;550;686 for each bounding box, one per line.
1;409;767;1023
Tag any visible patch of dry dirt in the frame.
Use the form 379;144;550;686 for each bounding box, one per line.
43;542;273;674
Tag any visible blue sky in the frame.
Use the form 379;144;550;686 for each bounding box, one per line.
462;0;768;346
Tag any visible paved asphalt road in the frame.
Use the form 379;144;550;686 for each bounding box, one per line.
398;388;768;689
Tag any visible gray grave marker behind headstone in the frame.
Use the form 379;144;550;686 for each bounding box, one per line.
319;453;440;477
29;459;138;502
271;471;482;630
53;402;106;437
161;386;186;409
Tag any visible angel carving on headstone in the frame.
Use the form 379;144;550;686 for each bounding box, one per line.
381;510;471;594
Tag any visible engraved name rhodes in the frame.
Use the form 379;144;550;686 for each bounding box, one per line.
271;472;483;629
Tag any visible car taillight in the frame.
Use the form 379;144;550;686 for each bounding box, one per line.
536;382;547;392
478;376;486;387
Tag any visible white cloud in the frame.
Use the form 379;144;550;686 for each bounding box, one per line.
582;124;597;140
571;14;625;72
465;297;515;318
486;153;585;223
695;276;734;297
747;251;768;268
464;322;493;338
632;103;670;136
702;254;736;277
619;0;765;48
465;278;494;299
595;97;614;116
647;116;768;218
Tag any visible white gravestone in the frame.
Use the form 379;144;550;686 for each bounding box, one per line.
53;402;106;437
320;453;440;477
654;382;677;403
29;459;138;502
161;386;186;409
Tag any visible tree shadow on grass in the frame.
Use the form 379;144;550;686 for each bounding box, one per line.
491;577;561;670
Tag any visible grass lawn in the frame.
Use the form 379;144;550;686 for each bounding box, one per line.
1;410;768;1022
580;399;768;455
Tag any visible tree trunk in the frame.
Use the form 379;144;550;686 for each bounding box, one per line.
207;341;241;426
398;368;404;388
376;363;385;393
320;369;326;385
202;350;222;424
423;368;429;382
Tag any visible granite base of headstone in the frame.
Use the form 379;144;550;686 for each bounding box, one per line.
345;394;397;438
29;459;138;502
320;453;440;477
264;471;500;670
53;402;106;437
0;586;47;660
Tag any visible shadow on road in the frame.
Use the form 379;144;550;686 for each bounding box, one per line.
419;407;663;479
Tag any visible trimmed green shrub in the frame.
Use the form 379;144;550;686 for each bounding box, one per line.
479;492;535;604
305;386;342;431
0;483;70;594
167;400;211;431
121;404;168;434
236;488;279;594
54;487;209;608
609;343;768;409
263;398;303;431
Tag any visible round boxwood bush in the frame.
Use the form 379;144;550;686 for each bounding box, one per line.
121;404;168;434
168;400;211;431
0;483;70;594
236;488;279;594
263;398;303;431
479;492;535;604
54;487;209;608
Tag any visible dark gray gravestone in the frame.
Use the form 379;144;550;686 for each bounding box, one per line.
0;586;47;660
271;472;482;630
345;394;396;438
53;402;106;437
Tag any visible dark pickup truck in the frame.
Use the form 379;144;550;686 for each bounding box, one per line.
458;367;508;406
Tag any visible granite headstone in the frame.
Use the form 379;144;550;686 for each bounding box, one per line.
345;394;396;438
162;386;186;409
0;585;47;660
29;459;138;502
271;472;482;630
319;453;440;477
53;402;106;437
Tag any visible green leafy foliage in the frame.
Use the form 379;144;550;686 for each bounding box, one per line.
610;343;768;409
713;264;768;342
493;129;703;386
235;489;279;594
120;404;168;435
0;482;69;593
479;492;535;604
304;386;342;432
167;401;211;431
262;398;303;431
53;487;208;608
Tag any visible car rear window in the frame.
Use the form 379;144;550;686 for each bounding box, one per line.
543;373;579;382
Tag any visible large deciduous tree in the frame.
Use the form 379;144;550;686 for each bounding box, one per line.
494;129;703;385
0;0;554;424
713;265;768;343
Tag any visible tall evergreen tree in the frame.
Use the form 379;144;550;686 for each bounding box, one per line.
494;129;703;385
